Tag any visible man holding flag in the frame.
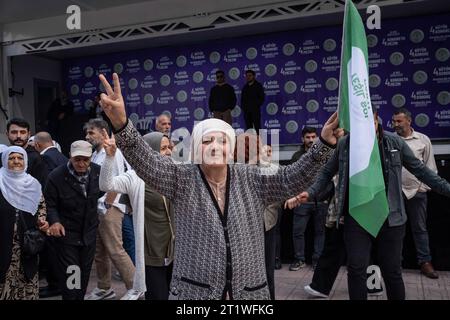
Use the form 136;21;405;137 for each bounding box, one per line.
292;0;450;300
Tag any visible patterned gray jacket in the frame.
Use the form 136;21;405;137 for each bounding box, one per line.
115;120;334;300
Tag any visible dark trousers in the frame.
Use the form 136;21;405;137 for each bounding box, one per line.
122;214;135;265
292;203;327;263
53;240;96;300
264;227;276;300
145;264;173;300
404;192;431;265
310;226;346;295
39;240;60;288
243;109;261;133
274;209;283;261
344;216;405;300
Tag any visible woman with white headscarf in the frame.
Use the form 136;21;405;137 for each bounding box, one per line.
98;73;340;300
0;146;49;300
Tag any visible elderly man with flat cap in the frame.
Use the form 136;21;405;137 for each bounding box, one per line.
44;140;103;300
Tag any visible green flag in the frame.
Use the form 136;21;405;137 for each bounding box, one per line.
338;0;389;237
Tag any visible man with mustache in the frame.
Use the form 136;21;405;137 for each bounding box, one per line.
392;108;439;279
2;118;48;187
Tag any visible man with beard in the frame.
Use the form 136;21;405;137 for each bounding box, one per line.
2;118;48;186
83;118;136;300
392;108;439;279
288;127;333;271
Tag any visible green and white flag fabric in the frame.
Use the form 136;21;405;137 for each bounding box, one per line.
338;0;389;237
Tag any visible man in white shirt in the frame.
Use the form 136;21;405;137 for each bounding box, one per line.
392;108;439;279
83;118;137;299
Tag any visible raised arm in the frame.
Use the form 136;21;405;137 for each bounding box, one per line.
98;73;179;200
99;155;134;195
255;113;340;205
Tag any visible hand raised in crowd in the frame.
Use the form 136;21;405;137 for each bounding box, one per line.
284;191;310;210
98;73;127;130
38;218;49;233
320;112;340;146
102;128;117;157
47;222;66;237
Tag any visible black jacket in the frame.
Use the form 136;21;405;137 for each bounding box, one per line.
208;83;237;112
41;147;69;176
44;163;103;246
0;191;40;283
241;80;265;112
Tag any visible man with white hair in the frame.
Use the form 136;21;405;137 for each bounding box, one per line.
97;73;340;300
155;114;172;137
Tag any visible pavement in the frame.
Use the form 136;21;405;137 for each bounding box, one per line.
40;264;450;300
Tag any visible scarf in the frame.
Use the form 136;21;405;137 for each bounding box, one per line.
0;146;42;215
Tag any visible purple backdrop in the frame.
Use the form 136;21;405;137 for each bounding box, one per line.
63;13;450;144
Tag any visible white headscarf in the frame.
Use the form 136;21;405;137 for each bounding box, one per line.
0;144;7;154
190;118;236;164
0;146;42;215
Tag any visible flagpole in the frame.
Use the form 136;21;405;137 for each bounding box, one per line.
337;0;349;126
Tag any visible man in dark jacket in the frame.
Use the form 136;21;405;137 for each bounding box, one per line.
33;131;68;297
34;131;68;176
4;118;48;186
44;140;103;300
208;70;236;125
286;127;333;271
298;112;450;300
241;69;265;133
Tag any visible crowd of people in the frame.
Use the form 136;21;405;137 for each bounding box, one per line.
0;71;449;301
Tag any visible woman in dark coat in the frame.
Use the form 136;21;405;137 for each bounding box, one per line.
0;146;49;300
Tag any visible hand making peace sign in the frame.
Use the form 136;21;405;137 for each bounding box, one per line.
98;73;127;130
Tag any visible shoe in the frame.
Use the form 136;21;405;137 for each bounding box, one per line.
120;289;144;300
85;287;116;300
39;285;61;298
289;260;305;271
275;258;282;270
420;262;439;279
304;285;328;298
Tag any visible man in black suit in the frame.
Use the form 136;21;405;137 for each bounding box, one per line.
44;140;102;300
34;131;68;175
32;131;69;297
